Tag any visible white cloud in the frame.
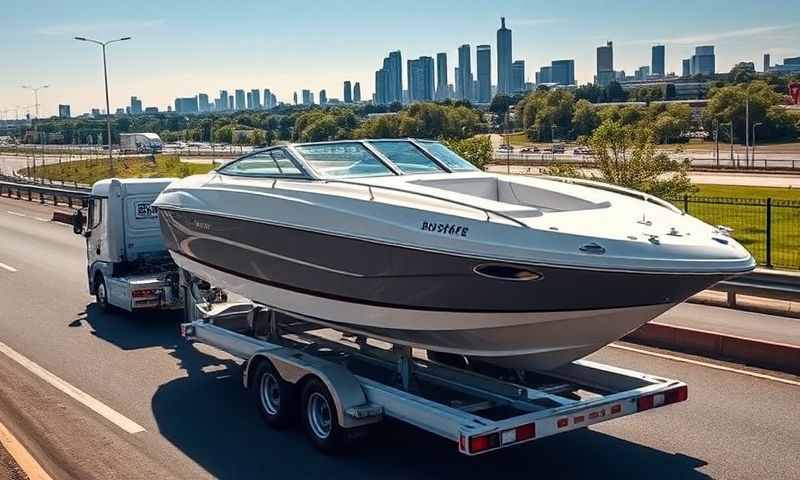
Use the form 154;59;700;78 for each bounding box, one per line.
627;24;796;46
514;18;561;27
35;19;165;36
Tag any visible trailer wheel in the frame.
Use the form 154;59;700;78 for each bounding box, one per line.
301;378;348;454
252;361;296;428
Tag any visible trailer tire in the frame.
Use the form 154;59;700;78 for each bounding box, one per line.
301;377;348;454
95;275;113;312
252;361;296;429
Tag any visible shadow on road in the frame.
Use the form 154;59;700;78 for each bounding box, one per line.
72;303;711;479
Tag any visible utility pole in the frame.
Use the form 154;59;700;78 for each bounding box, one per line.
745;93;750;167
753;122;763;168
74;36;131;177
21;84;49;182
714;119;719;167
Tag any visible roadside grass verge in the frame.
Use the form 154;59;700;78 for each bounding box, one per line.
28;155;215;185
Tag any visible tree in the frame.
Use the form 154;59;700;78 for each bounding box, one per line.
489;94;514;119
572;100;600;137
574;83;603;103
542;119;695;198
248;129;266;146
444;136;493;169
729;62;756;84
702;80;790;142
604;81;627;102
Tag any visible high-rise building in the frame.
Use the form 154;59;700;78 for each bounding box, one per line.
229;95;234;109
496;17;512;95
263;89;272;109
250;89;261;109
536;65;552;84
246;92;253;110
353;82;361;102
293;92;298;105
319;89;327;106
58;104;70;118
302;89;312;105
764;53;771;72
130;96;142;114
476;45;491;103
235;89;246;110
690;45;715;76
511;60;525;93
435;52;448;100
343;81;352;103
407;56;435;102
682;59;691;77
635;66;650;80
457;44;472;101
651;45;665;77
596;41;614;86
174;96;198;114
144;107;158;113
218;90;229;111
550;59;575;86
198;93;210;112
374;51;403;105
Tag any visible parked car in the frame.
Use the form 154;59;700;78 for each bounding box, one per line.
520;146;540;154
574;146;593;155
551;143;566;154
497;144;514;152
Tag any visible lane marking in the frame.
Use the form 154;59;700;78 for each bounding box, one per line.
0;419;54;480
610;343;800;387
0;342;146;434
34;217;50;222
6;211;25;217
0;263;17;273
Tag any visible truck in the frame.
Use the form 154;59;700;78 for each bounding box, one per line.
72;178;688;455
120;133;163;154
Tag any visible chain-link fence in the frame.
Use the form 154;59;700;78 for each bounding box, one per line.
674;195;800;270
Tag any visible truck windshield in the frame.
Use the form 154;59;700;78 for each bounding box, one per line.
295;143;394;178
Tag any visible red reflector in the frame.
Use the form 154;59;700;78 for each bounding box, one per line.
132;289;157;298
611;404;621;414
638;395;654;411
556;418;568;428
574;415;585;423
459;434;466;452
668;385;688;403
516;423;535;440
469;435;490;453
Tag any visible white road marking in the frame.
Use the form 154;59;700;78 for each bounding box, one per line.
0;342;146;434
0;262;17;272
6;210;25;217
35;217;50;222
610;343;800;387
0;419;54;480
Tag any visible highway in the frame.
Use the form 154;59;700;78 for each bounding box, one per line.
0;196;799;479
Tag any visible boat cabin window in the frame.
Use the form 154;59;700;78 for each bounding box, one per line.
295;143;394;178
218;149;305;177
417;142;479;172
369;141;445;174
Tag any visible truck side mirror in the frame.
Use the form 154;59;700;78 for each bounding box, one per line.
72;210;85;235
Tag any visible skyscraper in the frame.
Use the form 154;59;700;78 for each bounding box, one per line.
476;45;491;103
682;59;691;77
690;45;715;76
457;44;472;101
293;91;298;105
550;59;575;86
596;41;614;86
263;89;272;109
319;89;327;106
235;89;246;110
302;89;312;105
511;60;525;93
246;92;253;110
651;45;665;77
174;96;198;114
198;93;210;112
130;96;142;114
496;17;512;95
375;51;403;105
218;90;229;111
436;52;448;100
408;56;435;102
764;53;771;72
375;69;386;105
58;104;71;118
250;89;261;109
343;81;352;103
353;82;361;102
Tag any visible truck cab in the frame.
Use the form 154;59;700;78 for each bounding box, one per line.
74;178;182;312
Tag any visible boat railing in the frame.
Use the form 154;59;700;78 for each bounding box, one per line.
316;178;531;229
538;176;682;214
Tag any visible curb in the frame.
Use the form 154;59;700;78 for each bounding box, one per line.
624;322;800;375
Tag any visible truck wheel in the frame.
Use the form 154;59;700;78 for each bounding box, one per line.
252;361;296;429
301;378;348;454
95;276;113;312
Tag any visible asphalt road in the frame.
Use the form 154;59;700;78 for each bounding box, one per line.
0;196;799;479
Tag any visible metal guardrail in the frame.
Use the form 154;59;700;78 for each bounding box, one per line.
711;269;800;306
0;178;90;209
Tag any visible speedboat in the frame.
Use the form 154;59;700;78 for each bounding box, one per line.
153;139;755;370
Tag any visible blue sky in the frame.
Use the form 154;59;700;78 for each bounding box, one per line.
1;0;799;117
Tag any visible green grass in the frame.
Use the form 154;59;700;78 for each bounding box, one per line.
692;184;800;201
30;155;215;185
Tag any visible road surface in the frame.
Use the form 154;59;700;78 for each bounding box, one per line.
0;196;798;479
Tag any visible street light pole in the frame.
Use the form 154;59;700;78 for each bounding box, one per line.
745;93;750;167
74;36;131;177
21;84;49;182
753;122;763;168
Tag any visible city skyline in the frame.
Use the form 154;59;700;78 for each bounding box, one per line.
2;0;799;116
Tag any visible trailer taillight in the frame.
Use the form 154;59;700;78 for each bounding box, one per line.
467;423;536;454
638;385;688;412
132;288;158;298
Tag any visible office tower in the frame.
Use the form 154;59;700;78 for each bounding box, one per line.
293;92;298;105
263;89;271;109
250;89;261;109
690;45;715;76
511;60;525;93
247;92;254;109
596;41;614;86
319;89;327;106
682;59;691;77
550;59;575;86
218;90;229;111
375;50;403;104
536;65;552;84
375;69;386;105
235;89;246;110
144;107;158;113
436;52;448;100
58;104;71;118
764;53;771;72
407;56;435;102
651;45;665;77
174;96;198;114
635;66;650;80
476;45;491;103
302;89;312;105
457;44;472;100
353;82;361;102
343;81;352;103
229;95;234;109
496;17;512;95
198;93;210;112
129;96;142;114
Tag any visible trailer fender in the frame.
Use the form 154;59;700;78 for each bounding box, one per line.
244;349;380;429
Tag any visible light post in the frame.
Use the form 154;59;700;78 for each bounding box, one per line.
720;122;733;166
752;122;763;168
74;36;131;176
21;85;49;182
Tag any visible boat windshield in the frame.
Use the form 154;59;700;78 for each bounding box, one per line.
368;141;444;174
416;141;478;172
295;143;395;178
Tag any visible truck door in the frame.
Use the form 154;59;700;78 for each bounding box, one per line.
85;196;108;286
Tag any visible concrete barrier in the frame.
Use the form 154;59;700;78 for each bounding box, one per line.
625;322;800;374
